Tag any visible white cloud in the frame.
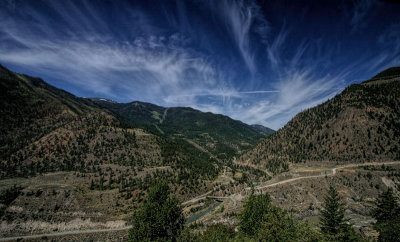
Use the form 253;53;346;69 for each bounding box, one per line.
267;27;288;67
0;0;345;130
205;0;270;75
1;0;398;131
222;69;344;129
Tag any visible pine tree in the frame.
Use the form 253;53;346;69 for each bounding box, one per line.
129;180;184;241
89;179;94;190
371;188;400;242
239;192;272;237
108;173;113;189
238;191;321;241
319;186;358;241
99;175;104;190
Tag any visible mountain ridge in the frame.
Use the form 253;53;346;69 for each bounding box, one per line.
91;99;268;161
250;124;275;136
0;65;270;184
239;67;400;173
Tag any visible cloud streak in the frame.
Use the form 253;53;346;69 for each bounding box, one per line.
349;0;373;31
0;0;399;130
206;0;270;75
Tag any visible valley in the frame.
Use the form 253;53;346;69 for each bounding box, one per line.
1;161;399;240
1;65;400;241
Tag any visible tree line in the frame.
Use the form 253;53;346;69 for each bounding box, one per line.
128;181;400;241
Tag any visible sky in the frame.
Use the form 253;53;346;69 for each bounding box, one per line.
1;0;400;130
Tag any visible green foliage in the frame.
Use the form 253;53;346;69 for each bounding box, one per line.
239;192;272;237
129;180;184;242
371;188;400;242
177;227;199;242
256;206;298;241
197;224;235;242
320;186;359;241
161;138;219;180
292;222;324;242
239;192;321;241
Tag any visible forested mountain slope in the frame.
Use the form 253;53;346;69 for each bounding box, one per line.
239;67;400;173
0;65;217;181
92;99;268;161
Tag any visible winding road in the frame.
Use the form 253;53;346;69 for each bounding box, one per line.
250;161;400;190
1;161;399;241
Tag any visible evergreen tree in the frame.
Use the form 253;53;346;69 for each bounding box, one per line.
239;192;321;241
89;179;94;190
371;188;400;242
197;224;235;242
108;173;113;189
99;175;104;190
129;180;184;242
319;186;359;241
256;206;298;241
239;192;272;237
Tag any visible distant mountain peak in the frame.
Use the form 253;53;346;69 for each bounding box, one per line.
88;97;117;103
250;124;275;136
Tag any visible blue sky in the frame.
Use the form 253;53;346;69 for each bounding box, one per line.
1;0;400;129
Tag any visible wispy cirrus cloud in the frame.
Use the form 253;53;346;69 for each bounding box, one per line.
266;27;289;67
0;0;399;130
225;57;346;129
0;1;233;106
205;0;270;75
0;33;227;103
0;0;365;130
349;0;373;31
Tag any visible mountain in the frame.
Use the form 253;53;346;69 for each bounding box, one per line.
91;100;267;161
0;65;169;178
0;65;269;193
239;67;400;174
250;124;275;136
0;65;220;182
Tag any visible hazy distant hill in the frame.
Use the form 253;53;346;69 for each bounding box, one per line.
91;99;267;161
239;67;400;174
250;124;275;136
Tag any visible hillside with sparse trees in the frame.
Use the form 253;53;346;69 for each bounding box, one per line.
239;67;400;173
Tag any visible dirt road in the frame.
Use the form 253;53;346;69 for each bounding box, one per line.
251;161;400;190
